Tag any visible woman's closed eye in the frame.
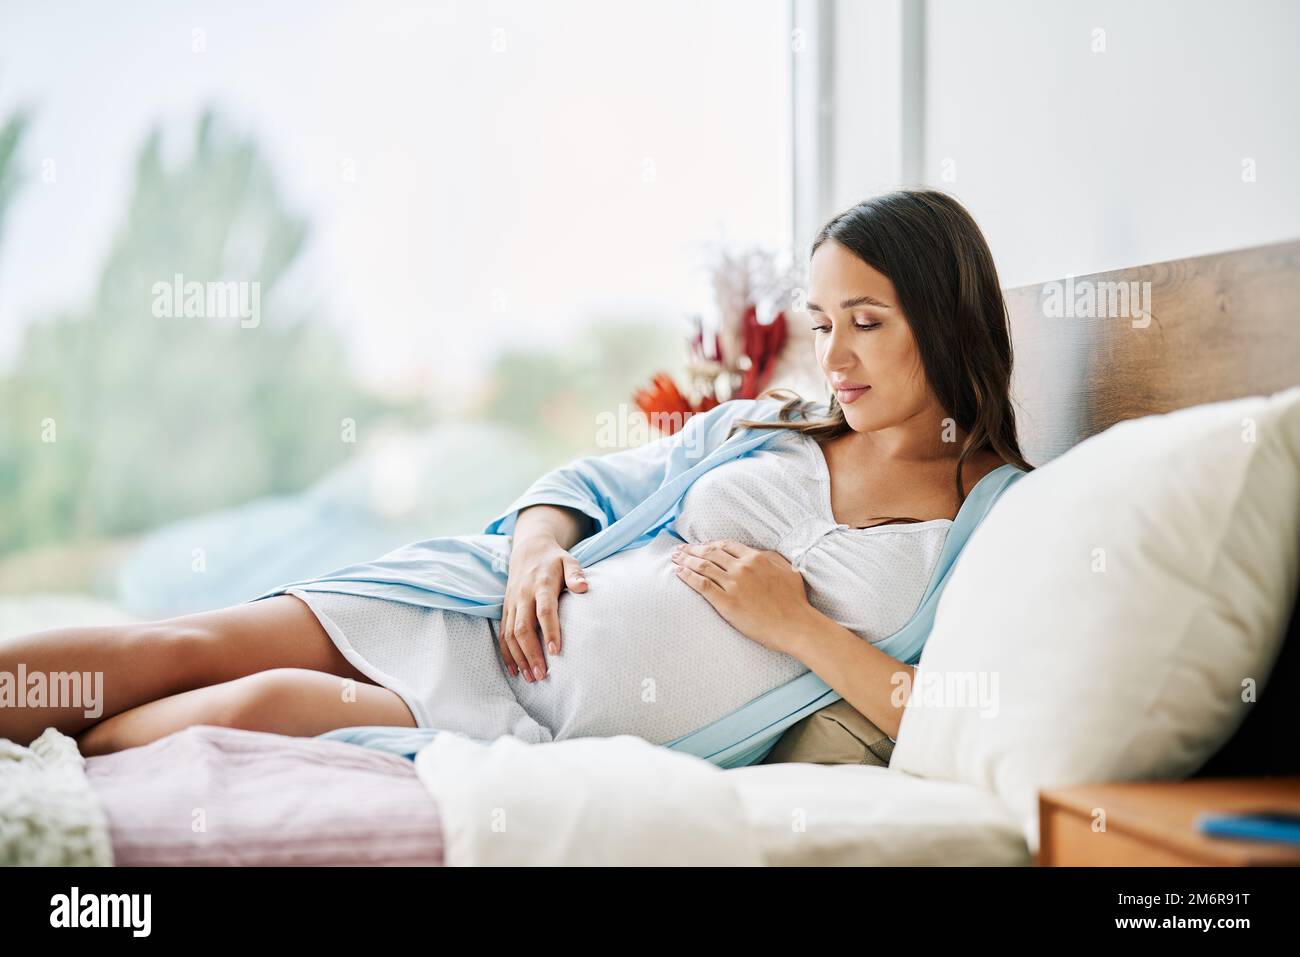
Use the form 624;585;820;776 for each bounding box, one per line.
811;321;881;333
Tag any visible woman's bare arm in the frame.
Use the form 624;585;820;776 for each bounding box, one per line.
784;612;917;740
512;503;595;552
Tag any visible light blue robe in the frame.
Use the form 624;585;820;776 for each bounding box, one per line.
263;396;1026;767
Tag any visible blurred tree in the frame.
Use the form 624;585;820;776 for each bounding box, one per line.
0;107;28;242
0;110;400;553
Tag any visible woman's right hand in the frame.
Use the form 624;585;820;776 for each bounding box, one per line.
500;534;588;682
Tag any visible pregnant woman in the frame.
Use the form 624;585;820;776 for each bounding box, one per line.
0;189;1033;764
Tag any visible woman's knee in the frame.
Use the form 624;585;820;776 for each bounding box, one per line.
210;668;324;731
223;667;418;735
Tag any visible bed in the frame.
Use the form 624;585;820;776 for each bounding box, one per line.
23;238;1300;867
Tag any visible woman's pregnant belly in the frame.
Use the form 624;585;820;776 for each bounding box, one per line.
509;529;809;744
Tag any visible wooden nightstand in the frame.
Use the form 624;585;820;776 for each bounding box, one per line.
1037;776;1300;866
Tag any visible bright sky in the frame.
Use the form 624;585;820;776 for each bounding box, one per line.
0;0;793;401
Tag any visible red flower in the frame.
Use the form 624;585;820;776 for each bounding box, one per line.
632;371;718;436
735;306;787;399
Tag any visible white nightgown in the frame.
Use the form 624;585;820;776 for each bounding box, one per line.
286;427;951;745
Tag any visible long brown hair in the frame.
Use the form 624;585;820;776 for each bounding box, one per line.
727;188;1033;523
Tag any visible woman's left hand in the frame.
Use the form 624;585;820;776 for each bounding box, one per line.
670;539;815;654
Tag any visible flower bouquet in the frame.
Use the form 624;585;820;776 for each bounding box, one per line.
633;245;798;437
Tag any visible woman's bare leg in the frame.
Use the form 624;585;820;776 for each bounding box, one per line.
0;595;372;745
76;667;417;757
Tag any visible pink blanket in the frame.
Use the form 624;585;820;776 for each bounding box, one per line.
84;725;444;866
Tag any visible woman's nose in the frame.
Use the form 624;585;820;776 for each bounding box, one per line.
820;326;858;371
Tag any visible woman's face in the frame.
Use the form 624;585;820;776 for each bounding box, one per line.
806;239;933;434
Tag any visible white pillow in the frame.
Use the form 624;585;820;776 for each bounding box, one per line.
890;386;1300;853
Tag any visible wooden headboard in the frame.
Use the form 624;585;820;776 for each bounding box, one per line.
1004;238;1300;466
1005;237;1300;778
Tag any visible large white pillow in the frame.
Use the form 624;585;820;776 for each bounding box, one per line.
890;386;1300;853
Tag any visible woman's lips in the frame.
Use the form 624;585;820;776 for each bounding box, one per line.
835;384;871;404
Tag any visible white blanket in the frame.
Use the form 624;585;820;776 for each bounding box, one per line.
414;732;763;866
0;727;113;866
